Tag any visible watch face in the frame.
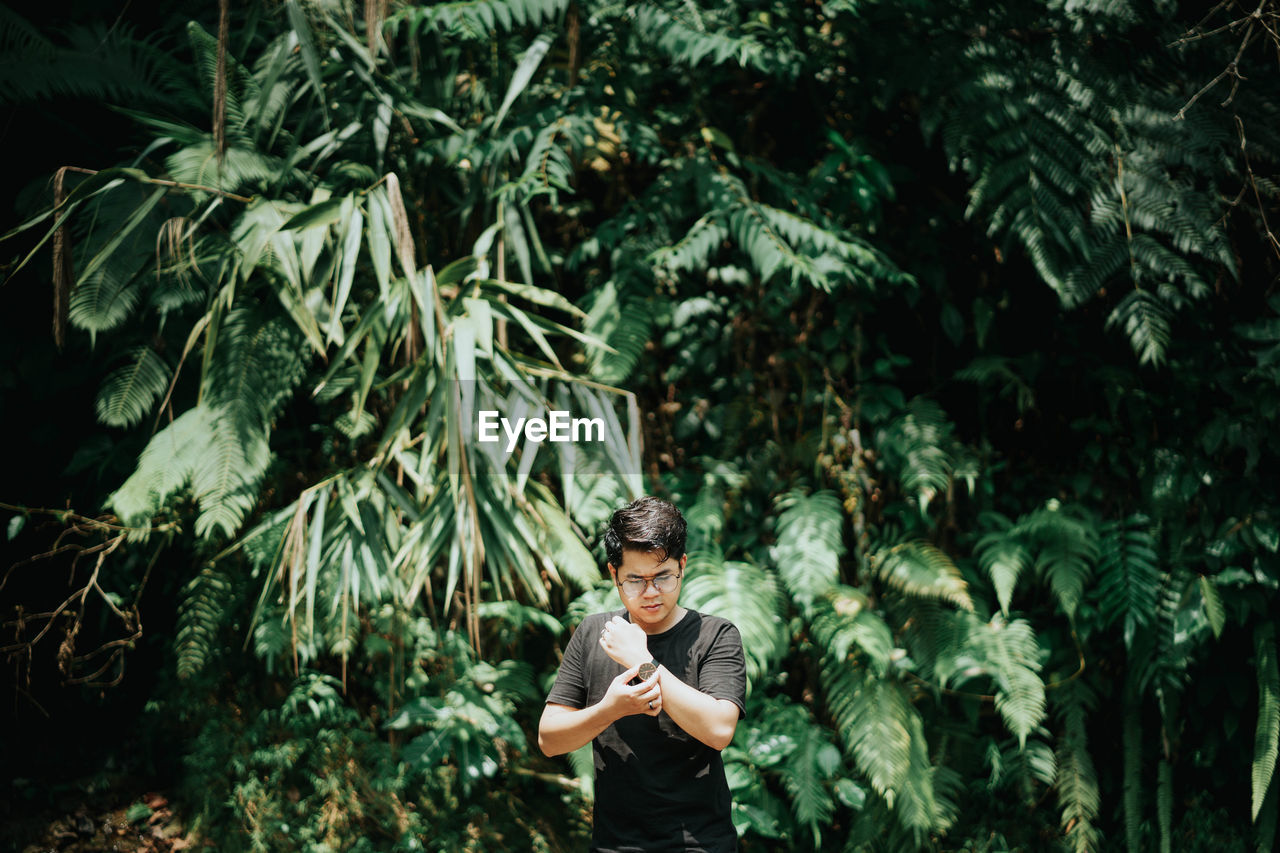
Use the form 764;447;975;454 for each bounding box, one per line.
638;661;657;681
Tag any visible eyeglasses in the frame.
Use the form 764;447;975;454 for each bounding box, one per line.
617;573;682;597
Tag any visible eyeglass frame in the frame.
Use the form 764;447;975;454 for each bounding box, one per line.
615;571;683;598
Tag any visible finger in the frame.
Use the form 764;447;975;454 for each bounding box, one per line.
615;663;641;684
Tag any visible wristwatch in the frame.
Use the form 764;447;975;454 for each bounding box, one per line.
637;659;658;681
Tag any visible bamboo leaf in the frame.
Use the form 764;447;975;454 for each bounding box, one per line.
493;33;552;131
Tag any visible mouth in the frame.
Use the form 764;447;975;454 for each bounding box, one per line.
641;604;663;613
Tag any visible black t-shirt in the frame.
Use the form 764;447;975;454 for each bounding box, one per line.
546;608;747;853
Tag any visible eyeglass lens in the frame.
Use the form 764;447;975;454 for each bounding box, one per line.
621;574;679;595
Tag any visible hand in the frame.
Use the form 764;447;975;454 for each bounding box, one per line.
599;615;650;669
604;663;663;719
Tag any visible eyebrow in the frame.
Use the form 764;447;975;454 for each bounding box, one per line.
624;571;673;581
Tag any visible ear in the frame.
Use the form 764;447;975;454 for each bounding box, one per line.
678;554;687;573
608;564;618;583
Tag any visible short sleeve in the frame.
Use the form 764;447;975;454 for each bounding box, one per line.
697;621;747;718
545;614;596;709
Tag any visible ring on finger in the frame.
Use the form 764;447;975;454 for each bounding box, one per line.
648;700;654;709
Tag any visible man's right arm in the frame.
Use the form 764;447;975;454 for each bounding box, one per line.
538;664;659;756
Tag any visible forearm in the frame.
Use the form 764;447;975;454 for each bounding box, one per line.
656;667;739;751
538;701;618;757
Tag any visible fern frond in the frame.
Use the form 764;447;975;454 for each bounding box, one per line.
1096;514;1161;648
877;398;959;513
772;489;845;612
1054;681;1102;853
96;346;171;428
392;0;571;39
825;668;913;806
811;587;894;676
778;722;841;842
971;615;1047;748
176;563;235;680
681;548;785;687
1023;507;1098;621
976;514;1030;616
192;407;271;540
583;280;654;385
979;504;1098;619
874;540;973;611
0;11;175;106
1107;287;1172;366
1255;623;1280;822
632;4;803;79
109;404;217;528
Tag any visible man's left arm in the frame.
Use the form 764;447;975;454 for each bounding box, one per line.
599;615;744;751
651;666;740;750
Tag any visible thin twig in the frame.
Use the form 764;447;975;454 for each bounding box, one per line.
61;166;254;203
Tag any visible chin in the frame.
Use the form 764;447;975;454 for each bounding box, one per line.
635;605;666;622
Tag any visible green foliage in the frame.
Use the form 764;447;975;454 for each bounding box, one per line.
6;1;1280;851
681;545;786;688
772;488;844;612
1097;515;1162;649
926;10;1238;364
873;540;973;612
1255;623;1280;822
1053;683;1102;853
976;504;1098;620
95;346;171;428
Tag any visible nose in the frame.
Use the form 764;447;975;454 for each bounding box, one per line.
642;580;661;598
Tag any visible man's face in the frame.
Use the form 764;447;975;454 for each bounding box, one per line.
609;549;687;634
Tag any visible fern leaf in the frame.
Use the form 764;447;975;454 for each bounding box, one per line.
109;404;216;528
1255;623;1280;822
877;398;958;513
1200;575;1226;639
176;563;234;680
681;549;785;687
1024;508;1098;621
632;4;802;78
1106;287;1172;366
976;516;1030;616
583;280;653;385
811;587;894;676
96;346;171;427
1054;682;1102;853
974;615;1047;748
1097;515;1162;648
192;406;271;539
826;669;913;805
779;723;841;841
874;540;973;611
772;489;845;612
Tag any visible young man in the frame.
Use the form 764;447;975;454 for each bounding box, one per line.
538;496;747;852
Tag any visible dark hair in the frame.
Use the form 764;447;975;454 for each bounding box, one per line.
604;496;688;569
